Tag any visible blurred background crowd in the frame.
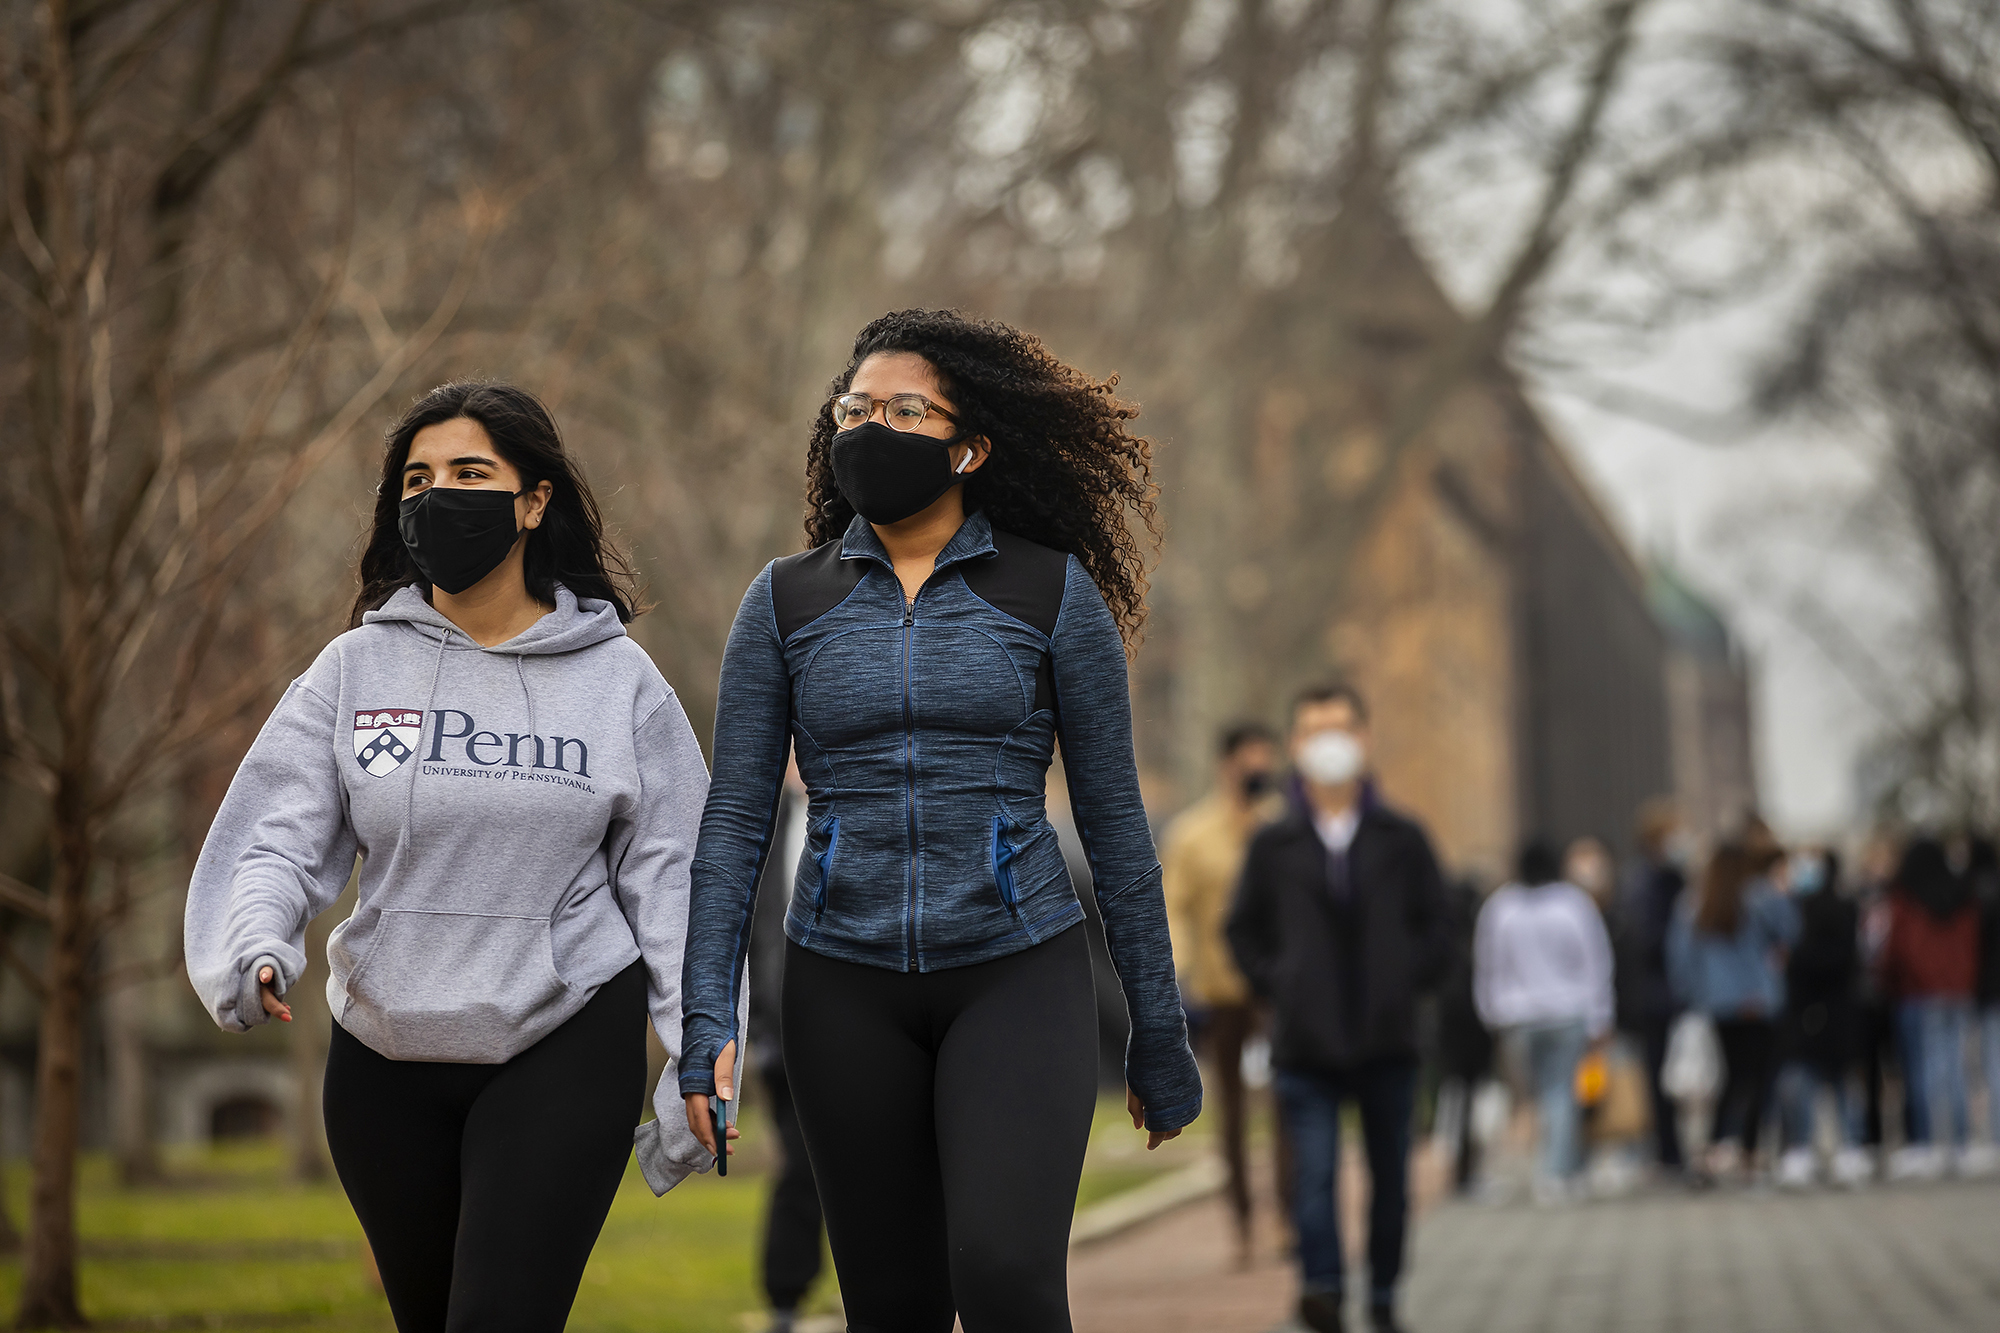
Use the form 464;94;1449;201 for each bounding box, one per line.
1449;816;2000;1199
1157;710;2000;1250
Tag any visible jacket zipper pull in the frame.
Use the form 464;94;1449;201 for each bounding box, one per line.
903;603;914;627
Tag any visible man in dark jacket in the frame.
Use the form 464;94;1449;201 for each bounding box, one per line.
1227;683;1449;1333
1433;876;1494;1194
1615;798;1688;1175
1775;849;1869;1186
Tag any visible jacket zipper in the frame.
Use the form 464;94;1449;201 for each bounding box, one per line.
902;597;918;971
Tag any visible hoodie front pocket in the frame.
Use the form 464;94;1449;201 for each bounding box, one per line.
811;816;841;917
347;909;569;1062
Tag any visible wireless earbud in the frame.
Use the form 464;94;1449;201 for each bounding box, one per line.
955;448;974;475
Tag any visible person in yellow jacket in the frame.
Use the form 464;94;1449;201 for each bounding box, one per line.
1161;722;1282;1264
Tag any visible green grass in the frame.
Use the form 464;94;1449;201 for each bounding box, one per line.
0;1094;1198;1330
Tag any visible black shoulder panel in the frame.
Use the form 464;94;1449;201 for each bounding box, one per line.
959;528;1069;638
961;528;1069;716
770;540;867;642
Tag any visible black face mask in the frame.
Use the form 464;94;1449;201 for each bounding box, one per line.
831;421;968;525
398;486;527;595
1242;771;1275;799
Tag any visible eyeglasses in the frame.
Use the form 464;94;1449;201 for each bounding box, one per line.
828;392;960;433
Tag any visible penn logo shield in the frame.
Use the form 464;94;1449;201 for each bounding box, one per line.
353;708;423;777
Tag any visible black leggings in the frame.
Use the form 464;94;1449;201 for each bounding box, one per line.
782;923;1098;1333
323;961;647;1333
1714;1017;1777;1154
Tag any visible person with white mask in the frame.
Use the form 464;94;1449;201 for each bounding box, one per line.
1227;683;1451;1333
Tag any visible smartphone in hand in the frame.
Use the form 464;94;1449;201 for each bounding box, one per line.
708;1094;736;1176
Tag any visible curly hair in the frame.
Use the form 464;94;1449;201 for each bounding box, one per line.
804;309;1161;647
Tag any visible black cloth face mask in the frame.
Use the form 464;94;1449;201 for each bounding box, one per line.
830;421;970;525
398;486;527;595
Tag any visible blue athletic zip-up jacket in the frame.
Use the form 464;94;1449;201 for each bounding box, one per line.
679;511;1202;1131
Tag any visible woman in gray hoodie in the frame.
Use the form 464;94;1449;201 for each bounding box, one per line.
184;382;722;1332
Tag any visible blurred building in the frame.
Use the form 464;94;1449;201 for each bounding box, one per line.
1121;192;1760;883
1649;566;1759;848
1322;245;1757;876
1326;364;1694;880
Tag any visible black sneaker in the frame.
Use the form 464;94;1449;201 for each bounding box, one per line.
1369;1303;1405;1333
1298;1291;1345;1333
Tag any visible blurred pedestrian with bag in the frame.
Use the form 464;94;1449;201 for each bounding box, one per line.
1564;836;1648;1184
1161;722;1282;1265
1668;840;1800;1181
1228;683;1451;1333
1474;841;1615;1202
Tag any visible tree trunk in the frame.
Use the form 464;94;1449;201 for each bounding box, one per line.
289;1022;330;1183
0;921;27;1256
288;903;337;1183
17;844;90;1329
106;978;160;1187
0;1159;22;1256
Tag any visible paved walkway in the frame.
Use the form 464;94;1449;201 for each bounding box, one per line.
1069;1170;2000;1333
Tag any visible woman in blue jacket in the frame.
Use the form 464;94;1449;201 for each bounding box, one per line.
680;309;1201;1331
1669;841;1800;1177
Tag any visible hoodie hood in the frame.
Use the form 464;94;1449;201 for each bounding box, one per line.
364;583;627;655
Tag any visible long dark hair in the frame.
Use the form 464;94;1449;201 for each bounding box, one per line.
803;309;1160;648
350;381;641;627
1694;842;1754;936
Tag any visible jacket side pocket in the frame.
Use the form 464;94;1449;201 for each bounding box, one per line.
991;816;1021;913
812;816;841;919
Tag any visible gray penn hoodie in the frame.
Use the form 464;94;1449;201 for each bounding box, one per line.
184;584;732;1194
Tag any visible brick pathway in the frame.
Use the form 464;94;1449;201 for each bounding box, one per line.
1069;1172;2000;1333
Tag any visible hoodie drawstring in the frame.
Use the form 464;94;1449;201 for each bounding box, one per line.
516;653;535;744
406;630;452;844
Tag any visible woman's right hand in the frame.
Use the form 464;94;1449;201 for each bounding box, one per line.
684;1039;740;1159
258;965;292;1023
1127;1086;1183;1151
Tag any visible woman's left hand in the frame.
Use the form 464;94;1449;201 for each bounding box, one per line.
1127;1087;1182;1151
684;1039;741;1160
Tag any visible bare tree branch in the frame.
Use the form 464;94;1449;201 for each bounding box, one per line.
0;875;53;922
75;0;209;122
91;192;501;816
0;940;47;1002
1355;0;1654;521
